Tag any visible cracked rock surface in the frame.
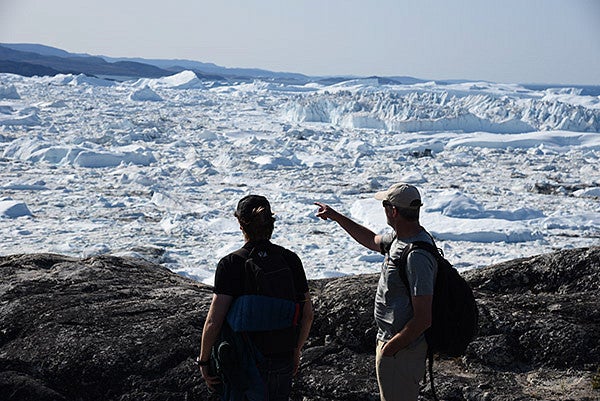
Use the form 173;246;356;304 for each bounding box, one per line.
1;247;599;400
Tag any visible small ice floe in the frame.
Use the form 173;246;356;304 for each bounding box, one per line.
0;200;33;218
0;84;20;99
129;86;163;102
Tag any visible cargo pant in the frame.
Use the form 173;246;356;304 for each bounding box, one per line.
375;339;427;401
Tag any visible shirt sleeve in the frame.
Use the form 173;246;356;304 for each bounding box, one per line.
379;232;395;255
405;249;436;296
213;255;244;296
287;250;309;296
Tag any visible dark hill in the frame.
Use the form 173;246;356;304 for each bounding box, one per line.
0;45;172;78
0;60;61;77
0;247;598;401
0;44;301;83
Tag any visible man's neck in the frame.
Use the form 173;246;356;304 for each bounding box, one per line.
393;221;423;240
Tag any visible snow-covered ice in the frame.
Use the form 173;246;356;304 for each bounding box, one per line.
0;71;598;284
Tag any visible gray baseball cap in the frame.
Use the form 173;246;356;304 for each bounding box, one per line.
374;183;423;209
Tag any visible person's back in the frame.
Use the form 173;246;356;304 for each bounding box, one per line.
234;241;303;357
198;195;313;401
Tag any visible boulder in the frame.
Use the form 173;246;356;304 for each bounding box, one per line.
0;247;598;401
0;254;210;400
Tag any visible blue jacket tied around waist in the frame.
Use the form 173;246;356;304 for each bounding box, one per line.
227;294;300;332
216;295;300;401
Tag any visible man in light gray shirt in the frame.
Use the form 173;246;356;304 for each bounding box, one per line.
315;183;437;401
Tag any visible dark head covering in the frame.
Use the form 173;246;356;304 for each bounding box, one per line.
234;195;273;225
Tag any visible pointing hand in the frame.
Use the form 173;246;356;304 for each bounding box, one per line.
314;202;337;221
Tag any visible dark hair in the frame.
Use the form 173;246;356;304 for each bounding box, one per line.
234;195;275;240
396;206;420;222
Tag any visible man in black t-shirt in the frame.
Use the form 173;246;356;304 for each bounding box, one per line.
198;195;313;401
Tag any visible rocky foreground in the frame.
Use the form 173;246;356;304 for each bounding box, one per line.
0;247;598;401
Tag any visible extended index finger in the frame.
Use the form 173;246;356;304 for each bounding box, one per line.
313;202;328;214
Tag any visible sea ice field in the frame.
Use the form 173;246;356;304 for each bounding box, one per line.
1;71;599;284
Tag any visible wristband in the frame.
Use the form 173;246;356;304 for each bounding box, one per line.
196;356;210;367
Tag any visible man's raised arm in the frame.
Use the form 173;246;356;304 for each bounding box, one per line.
314;202;381;252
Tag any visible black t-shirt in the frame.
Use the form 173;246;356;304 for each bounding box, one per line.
214;240;309;299
213;239;309;357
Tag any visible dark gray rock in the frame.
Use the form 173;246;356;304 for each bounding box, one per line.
0;254;212;401
0;247;599;401
466;247;600;370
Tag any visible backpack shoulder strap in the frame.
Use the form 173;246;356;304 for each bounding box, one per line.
409;241;442;260
232;247;251;260
233;242;283;259
392;240;442;401
390;240;442;298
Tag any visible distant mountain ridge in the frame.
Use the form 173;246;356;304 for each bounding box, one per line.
2;43;600;90
0;43;427;85
1;43;308;80
0;43;309;83
0;43;88;58
0;44;172;80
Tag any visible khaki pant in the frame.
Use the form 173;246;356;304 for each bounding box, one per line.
375;339;427;401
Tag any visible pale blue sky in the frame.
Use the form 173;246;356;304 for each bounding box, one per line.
1;0;599;84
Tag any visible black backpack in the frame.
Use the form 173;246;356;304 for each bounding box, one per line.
393;240;479;400
234;244;301;354
237;245;297;301
208;245;300;397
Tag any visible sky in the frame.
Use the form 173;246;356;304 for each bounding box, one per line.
1;0;599;85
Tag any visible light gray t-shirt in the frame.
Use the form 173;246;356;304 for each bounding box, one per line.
374;230;437;343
